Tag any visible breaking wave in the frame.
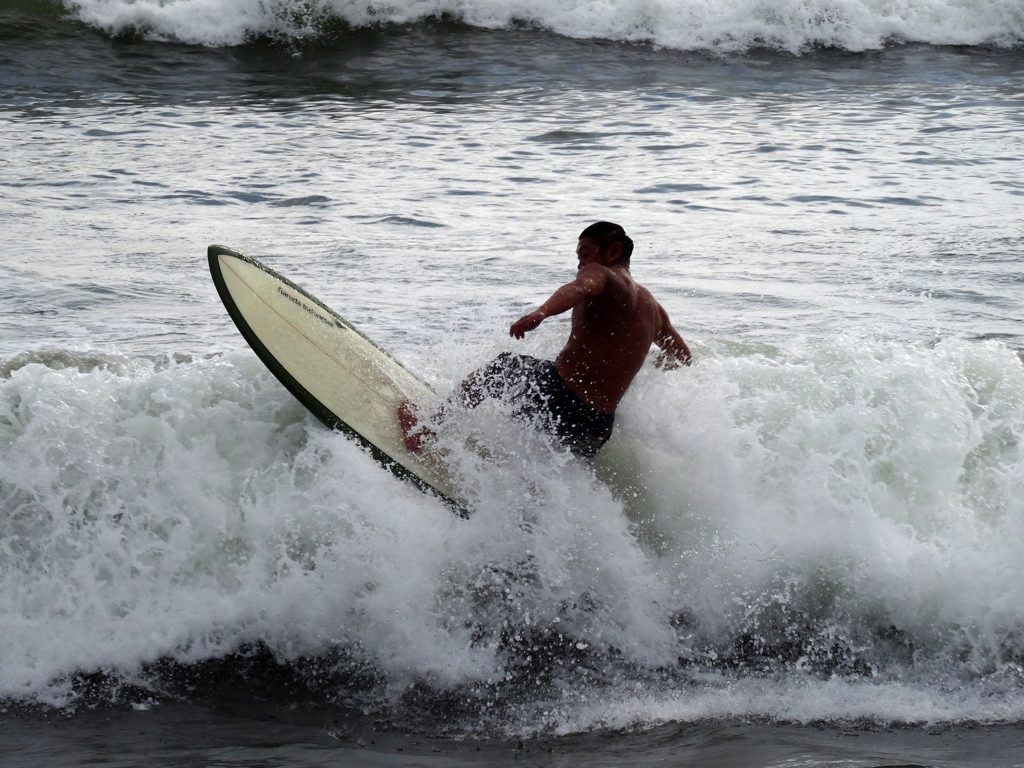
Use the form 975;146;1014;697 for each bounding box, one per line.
3;337;1024;733
57;0;1024;52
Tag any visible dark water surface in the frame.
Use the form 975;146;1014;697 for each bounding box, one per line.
6;704;1024;767
6;704;1024;768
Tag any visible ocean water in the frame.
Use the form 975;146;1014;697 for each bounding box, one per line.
3;0;1024;764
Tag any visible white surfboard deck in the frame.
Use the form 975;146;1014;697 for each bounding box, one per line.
208;245;463;512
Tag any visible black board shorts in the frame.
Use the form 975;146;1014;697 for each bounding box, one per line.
467;352;615;458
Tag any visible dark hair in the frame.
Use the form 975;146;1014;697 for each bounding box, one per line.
579;221;634;262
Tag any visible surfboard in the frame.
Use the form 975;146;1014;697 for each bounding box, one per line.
207;245;464;513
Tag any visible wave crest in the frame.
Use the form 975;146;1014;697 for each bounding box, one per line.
63;0;1024;52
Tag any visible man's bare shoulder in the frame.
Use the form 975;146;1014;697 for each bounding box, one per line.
627;281;667;330
631;278;659;307
577;262;612;278
574;262;613;294
633;279;654;299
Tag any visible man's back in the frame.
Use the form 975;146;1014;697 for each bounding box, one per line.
554;263;662;413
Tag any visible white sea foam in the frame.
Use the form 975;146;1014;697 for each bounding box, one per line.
556;676;1024;733
0;349;672;705
2;338;1024;728
63;0;1024;51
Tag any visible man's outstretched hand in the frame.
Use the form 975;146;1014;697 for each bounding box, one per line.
509;310;546;339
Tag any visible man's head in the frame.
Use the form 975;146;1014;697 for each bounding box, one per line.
577;221;634;267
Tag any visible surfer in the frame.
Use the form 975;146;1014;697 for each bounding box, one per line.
400;221;691;457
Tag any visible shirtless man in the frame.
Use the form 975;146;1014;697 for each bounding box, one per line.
400;221;691;458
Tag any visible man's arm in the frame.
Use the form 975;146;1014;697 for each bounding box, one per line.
653;303;691;368
509;265;608;339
